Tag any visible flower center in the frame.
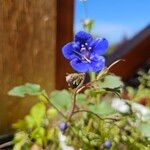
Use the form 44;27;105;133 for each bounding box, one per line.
80;43;92;62
73;43;92;63
80;43;92;51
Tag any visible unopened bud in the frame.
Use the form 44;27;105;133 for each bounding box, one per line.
66;73;84;88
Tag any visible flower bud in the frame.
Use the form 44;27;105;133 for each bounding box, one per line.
66;73;83;88
59;122;68;132
104;140;112;149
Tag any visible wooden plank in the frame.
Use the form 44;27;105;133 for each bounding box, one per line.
56;0;74;89
0;0;56;134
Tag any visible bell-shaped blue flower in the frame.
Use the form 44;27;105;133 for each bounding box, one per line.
62;31;108;72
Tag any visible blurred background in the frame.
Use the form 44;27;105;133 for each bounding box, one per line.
75;0;150;45
0;0;149;135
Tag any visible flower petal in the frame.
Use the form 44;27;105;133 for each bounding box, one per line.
74;31;92;44
90;38;108;55
70;58;89;72
62;42;77;60
89;55;105;72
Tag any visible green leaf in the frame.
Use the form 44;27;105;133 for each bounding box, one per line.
8;83;41;97
30;102;46;126
76;93;86;104
25;115;35;129
31;127;45;145
22;144;30;150
50;90;72;112
88;101;116;116
13;132;29;150
12;120;27;130
98;74;123;89
47;108;58;120
138;123;150;138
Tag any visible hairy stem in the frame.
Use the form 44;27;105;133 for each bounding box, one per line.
73;109;104;120
68;73;86;121
90;72;96;81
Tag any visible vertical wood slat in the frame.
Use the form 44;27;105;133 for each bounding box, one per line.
56;0;74;89
0;0;56;134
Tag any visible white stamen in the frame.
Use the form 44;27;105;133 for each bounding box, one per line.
84;57;91;63
88;47;92;50
73;50;91;63
81;47;86;51
85;43;88;46
81;44;84;47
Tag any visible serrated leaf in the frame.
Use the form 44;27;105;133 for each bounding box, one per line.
50;90;72;112
8;83;41;97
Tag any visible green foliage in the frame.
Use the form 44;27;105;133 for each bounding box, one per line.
47;108;58;120
138;123;150;139
98;74;123;89
13;102;46;130
126;70;150;106
13;132;29;150
8;83;42;97
88;101;116;116
9;70;150;149
50;90;72;112
30;103;46;127
12;102;59;149
30;127;45;145
76;93;87;104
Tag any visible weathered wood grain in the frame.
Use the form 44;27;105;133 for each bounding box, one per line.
0;0;56;134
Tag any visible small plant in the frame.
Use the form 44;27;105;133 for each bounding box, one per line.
124;70;150;106
8;31;150;150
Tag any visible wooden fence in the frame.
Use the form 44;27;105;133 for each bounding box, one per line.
0;0;74;134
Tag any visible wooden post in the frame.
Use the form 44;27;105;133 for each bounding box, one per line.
0;0;56;134
56;0;74;89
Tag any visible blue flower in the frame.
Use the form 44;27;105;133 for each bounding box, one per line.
62;31;108;72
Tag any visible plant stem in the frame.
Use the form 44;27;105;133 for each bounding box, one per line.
42;94;67;119
86;118;93;132
72;109;122;122
107;59;125;70
73;109;104;120
68;73;86;121
90;72;96;81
